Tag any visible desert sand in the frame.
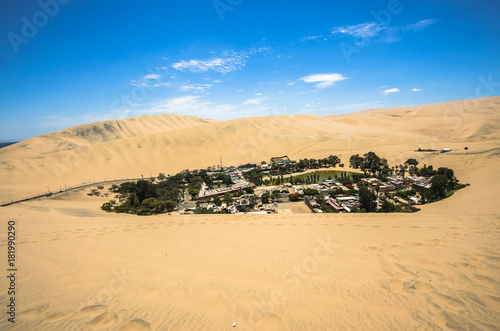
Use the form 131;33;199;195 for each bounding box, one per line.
0;96;499;330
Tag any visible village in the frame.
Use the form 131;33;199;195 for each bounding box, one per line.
178;153;455;215
98;150;463;215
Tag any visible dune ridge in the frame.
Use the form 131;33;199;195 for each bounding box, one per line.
0;97;499;205
0;96;499;330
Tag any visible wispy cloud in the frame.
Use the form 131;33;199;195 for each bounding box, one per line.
130;73;171;88
299;73;348;89
332;22;383;38
380;87;400;95
144;74;161;80
404;19;436;32
171;47;271;74
244;97;267;105
411;88;421;92
300;35;323;41
331;19;437;44
178;84;213;92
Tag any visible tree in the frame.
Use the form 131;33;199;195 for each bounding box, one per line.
405;158;419;166
349;154;364;169
359;187;377;212
213;196;222;206
329;187;344;198
219;175;231;186
189;188;199;200
261;193;270;204
223;193;233;205
244;169;263;186
164;200;177;212
303;188;319;196
380;200;396;213
430;175;448;200
157;173;166;181
350;205;360;213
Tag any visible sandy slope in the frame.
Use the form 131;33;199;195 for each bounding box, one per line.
0;195;498;330
0;96;499;330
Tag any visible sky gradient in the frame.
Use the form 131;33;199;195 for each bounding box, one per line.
1;0;499;140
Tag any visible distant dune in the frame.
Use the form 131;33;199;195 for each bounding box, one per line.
0;96;499;213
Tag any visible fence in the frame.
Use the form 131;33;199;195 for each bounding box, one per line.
0;177;143;207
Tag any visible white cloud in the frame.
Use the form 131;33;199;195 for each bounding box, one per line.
287;82;296;86
299;73;348;89
171;47;271;74
178;84;213;92
144;74;161;80
244;97;267;105
130;80;171;88
380;88;400;95
300;35;323;41
411;88;422;92
331;19;436;44
255;92;263;96
404;19;437;32
332;22;383;38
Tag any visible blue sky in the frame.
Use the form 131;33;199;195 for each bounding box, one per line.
1;0;499;140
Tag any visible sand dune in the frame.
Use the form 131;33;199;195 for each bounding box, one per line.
0;96;499;330
0;193;498;330
1;97;499;204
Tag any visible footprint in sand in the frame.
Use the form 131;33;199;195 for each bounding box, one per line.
473;274;498;286
44;309;75;322
405;280;434;293
364;246;380;252
77;305;107;319
19;304;50;320
119;319;151;331
86;311;119;329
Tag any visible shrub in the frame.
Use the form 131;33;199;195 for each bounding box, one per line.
101;202;114;212
303;188;319;196
380;200;396;213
